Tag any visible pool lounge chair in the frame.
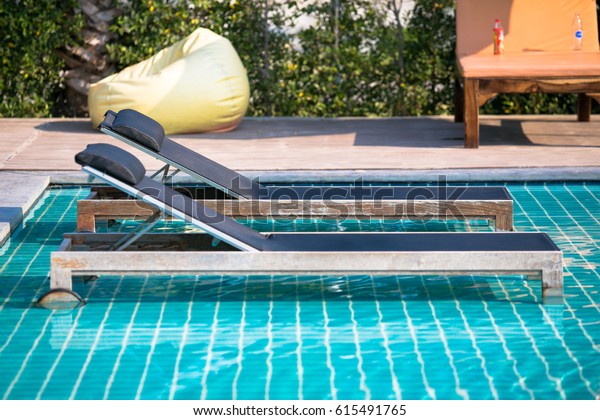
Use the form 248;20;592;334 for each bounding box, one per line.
45;143;563;306
76;109;514;232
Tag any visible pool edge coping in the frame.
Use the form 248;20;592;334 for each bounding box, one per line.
38;166;600;183
0;172;50;245
1;166;599;244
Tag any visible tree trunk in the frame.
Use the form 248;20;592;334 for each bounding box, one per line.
56;0;122;116
387;0;405;74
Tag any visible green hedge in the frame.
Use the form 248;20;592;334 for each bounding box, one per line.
2;0;594;118
0;0;83;117
108;0;460;117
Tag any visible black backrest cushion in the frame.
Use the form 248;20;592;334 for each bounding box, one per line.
75;143;146;185
111;109;165;152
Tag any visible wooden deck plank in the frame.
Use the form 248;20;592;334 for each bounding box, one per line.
0;115;599;171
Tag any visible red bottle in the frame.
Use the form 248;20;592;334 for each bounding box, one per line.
493;19;504;55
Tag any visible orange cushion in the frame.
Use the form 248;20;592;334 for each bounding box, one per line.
458;51;600;78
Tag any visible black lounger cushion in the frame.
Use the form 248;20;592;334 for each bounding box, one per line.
75;143;146;185
111;109;165;152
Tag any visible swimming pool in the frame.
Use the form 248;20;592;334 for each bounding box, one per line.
0;183;598;399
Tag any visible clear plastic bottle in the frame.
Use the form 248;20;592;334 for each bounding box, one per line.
493;19;504;55
573;12;583;50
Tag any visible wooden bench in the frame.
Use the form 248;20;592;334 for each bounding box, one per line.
76;186;515;232
455;0;600;148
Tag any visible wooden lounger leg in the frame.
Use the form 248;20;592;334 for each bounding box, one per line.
77;213;97;232
37;261;82;309
49;238;74;291
50;263;73;291
77;194;99;232
541;267;563;305
577;93;591;122
464;79;480;148
454;78;464;123
495;206;514;231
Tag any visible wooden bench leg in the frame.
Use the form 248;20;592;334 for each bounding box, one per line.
464;79;479;148
454;78;464;123
577;93;591;122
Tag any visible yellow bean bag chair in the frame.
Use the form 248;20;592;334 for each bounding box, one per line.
88;28;249;134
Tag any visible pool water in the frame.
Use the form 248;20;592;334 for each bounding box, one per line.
0;183;598;400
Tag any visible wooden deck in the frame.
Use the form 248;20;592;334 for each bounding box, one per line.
1;115;599;172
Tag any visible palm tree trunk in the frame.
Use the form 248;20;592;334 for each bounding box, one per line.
57;0;121;116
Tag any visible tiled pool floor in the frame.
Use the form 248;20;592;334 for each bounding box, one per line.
0;183;598;399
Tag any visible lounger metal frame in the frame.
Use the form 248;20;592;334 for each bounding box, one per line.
100;119;243;198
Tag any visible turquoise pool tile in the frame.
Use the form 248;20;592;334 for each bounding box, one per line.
0;184;599;400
